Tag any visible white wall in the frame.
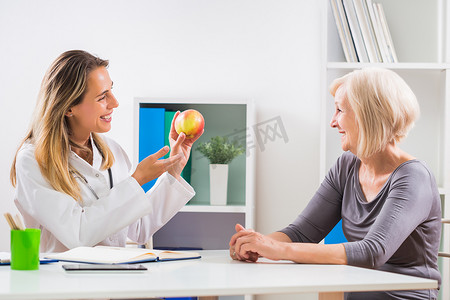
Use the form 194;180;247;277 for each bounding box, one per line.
0;0;321;275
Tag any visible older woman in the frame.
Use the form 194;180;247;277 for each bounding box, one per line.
230;68;441;299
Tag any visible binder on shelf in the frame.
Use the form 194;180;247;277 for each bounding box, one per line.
324;220;348;244
342;0;369;62
352;0;381;62
164;110;192;183
375;2;398;63
139;107;165;192
332;0;397;63
163;110;175;160
365;0;390;62
330;0;358;62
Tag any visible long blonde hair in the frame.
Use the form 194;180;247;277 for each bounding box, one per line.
11;50;115;201
330;68;420;158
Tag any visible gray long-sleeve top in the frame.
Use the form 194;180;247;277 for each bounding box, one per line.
280;151;441;299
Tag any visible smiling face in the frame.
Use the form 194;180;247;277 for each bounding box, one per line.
66;66;118;145
330;85;359;154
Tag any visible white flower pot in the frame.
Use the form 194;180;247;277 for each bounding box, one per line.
209;164;228;206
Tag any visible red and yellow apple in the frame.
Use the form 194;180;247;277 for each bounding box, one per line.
174;109;205;139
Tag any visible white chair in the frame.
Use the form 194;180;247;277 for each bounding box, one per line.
439;219;450;258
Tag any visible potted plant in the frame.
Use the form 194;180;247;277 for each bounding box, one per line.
197;136;245;205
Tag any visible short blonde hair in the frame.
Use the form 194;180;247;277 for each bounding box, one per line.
330;68;420;158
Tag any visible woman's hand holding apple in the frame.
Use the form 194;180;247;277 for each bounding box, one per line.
168;110;204;179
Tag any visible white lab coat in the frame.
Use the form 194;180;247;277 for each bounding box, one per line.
14;135;195;253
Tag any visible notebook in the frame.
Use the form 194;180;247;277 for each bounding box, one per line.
0;252;58;265
44;246;201;264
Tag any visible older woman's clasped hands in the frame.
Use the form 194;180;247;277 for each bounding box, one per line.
229;224;291;262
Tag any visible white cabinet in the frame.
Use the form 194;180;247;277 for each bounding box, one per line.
323;0;450;298
134;98;255;251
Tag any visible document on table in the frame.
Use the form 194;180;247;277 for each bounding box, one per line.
0;252;58;265
45;246;201;264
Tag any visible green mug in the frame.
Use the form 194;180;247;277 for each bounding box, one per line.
10;229;41;270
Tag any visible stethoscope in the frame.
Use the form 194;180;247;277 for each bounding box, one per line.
71;168;113;200
70;139;114;200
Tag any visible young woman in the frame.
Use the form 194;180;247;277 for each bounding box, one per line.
10;50;203;253
230;68;441;299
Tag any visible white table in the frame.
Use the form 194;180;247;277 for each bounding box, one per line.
0;250;437;299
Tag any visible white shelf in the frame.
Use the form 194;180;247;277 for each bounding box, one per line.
181;205;247;213
327;62;450;70
135;99;255;251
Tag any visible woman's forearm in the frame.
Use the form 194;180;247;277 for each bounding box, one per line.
267;232;347;264
267;231;293;242
284;242;347;265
